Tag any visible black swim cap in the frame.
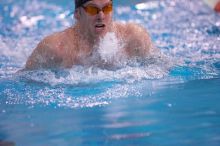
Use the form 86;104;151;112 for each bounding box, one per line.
75;0;113;9
75;0;92;9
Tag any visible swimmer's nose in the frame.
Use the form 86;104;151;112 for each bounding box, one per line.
96;10;105;20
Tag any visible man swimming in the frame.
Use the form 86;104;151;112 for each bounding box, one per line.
25;0;154;70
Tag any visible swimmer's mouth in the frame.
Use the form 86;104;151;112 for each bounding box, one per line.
95;24;106;28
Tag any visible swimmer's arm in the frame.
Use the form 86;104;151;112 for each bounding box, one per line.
24;40;62;70
125;24;154;57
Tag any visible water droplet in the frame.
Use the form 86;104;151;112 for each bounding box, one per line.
167;103;172;107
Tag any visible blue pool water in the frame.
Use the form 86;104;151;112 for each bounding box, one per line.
1;0;220;145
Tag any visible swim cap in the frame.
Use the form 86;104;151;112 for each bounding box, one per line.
75;0;92;9
75;0;113;9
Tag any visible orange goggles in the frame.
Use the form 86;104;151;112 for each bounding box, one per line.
82;3;113;16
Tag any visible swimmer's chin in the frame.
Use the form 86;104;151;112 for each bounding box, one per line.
94;32;107;38
94;29;108;38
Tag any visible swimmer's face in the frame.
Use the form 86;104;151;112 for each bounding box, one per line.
75;0;113;39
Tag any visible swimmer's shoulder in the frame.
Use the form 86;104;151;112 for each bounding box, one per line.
113;22;126;34
41;27;75;52
113;22;153;57
25;27;75;70
113;22;149;35
125;23;150;37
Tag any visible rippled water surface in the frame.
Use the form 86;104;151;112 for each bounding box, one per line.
0;0;220;145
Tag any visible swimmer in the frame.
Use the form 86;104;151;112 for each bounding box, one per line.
24;0;154;70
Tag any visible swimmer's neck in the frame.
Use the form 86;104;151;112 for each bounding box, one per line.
74;23;115;48
74;24;97;46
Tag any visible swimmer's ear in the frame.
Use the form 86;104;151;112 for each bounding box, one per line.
74;9;80;20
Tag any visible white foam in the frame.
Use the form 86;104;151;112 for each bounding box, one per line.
95;32;126;66
20;53;171;86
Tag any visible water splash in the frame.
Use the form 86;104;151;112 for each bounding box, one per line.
0;0;220;108
97;32;125;65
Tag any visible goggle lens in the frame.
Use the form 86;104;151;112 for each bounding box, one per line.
83;4;113;16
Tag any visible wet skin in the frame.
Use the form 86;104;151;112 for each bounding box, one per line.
25;0;153;70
